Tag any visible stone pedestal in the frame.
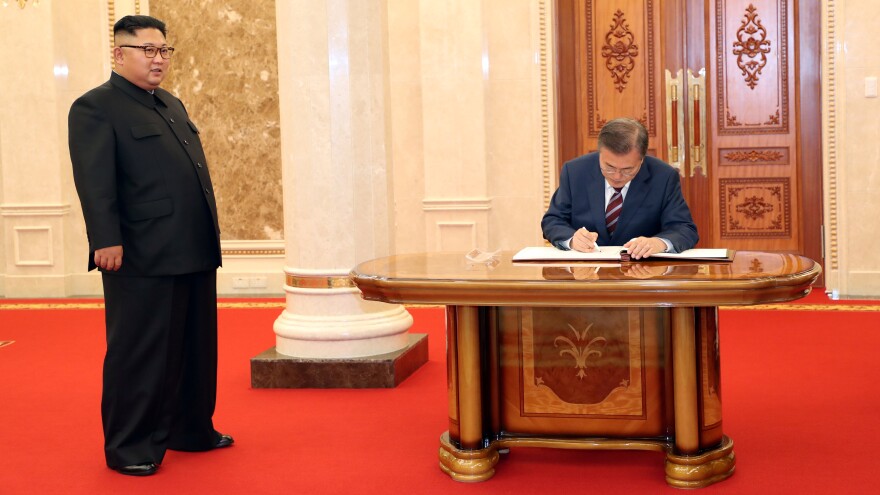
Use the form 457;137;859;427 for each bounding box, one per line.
251;333;428;388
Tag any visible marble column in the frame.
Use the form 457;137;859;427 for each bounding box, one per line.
250;0;427;388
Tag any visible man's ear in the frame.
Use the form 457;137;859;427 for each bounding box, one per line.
112;47;124;66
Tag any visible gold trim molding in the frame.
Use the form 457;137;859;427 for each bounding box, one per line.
108;1;143;68
221;248;284;256
285;274;356;289
823;0;838;271
540;0;554;212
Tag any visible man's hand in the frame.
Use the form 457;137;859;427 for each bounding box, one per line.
94;245;123;271
571;228;599;252
623;237;666;260
621;264;666;279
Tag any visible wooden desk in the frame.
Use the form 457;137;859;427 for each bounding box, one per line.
351;251;820;488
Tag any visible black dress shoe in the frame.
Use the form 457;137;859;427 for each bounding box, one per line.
214;433;234;449
113;463;158;476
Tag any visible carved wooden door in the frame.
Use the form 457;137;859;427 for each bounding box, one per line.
557;0;823;280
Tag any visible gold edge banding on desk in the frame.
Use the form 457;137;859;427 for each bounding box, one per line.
286;274;356;289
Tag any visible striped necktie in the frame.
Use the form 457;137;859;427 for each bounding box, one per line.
605;187;623;234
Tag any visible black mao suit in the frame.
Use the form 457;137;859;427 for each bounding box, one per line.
542;152;699;252
69;72;223;468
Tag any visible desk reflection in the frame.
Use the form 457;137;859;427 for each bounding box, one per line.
541;262;710;281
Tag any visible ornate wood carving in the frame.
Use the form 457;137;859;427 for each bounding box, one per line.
715;0;789;134
719;178;791;238
586;1;657;137
601;9;639;93
732;4;771;90
597;112;648;129
719;147;789;165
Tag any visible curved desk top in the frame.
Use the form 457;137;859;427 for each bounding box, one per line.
351;251;820;307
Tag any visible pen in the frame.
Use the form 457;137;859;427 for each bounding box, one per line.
578;227;599;250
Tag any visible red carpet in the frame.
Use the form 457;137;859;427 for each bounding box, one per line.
1;296;878;494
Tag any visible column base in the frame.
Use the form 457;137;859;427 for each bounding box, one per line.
250;333;428;388
437;432;735;488
665;436;736;488
438;432;499;482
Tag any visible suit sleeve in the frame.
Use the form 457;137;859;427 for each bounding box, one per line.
541;163;577;249
68;97;123;252
655;171;699;252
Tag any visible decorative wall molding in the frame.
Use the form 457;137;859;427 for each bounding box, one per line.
539;0;555;213
220;240;284;257
13;226;53;266
822;0;839;271
435;221;477;251
0;203;71;217
422;198;492;211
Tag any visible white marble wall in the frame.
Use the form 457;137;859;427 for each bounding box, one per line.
0;0;107;297
823;0;880;297
386;0;552;255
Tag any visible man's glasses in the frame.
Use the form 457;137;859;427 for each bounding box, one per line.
600;160;642;178
118;45;175;59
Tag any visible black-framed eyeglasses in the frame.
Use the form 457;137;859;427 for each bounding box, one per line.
600;159;642;178
118;45;175;59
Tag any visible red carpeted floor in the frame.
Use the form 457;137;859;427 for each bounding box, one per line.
1;293;878;494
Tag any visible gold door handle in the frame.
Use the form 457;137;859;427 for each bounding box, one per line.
687;68;707;177
665;69;685;177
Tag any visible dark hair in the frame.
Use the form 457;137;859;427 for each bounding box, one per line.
597;118;649;157
113;15;167;39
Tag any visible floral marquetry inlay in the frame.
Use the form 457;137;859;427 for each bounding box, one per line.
732;4;771;90
720;178;791;238
553;323;608;380
519;307;646;416
601;10;639;93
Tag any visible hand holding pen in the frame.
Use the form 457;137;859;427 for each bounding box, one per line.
571;227;599;252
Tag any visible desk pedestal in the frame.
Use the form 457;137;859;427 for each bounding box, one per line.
440;305;736;488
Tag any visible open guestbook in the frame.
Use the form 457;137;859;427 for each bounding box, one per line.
512;246;734;262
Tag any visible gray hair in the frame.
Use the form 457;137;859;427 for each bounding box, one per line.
597;118;648;157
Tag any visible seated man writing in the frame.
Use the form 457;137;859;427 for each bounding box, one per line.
541;118;698;259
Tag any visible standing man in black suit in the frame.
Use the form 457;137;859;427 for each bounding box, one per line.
68;15;233;477
542;118;698;258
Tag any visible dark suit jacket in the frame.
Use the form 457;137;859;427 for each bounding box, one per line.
542;152;698;252
69;72;221;276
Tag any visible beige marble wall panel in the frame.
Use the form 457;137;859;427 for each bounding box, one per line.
151;0;282;241
824;0;880;296
386;0;551;254
0;5;61;201
386;0;426;254
484;0;546;248
419;0;487;198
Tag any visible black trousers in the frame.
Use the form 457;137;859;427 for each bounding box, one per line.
101;270;220;468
